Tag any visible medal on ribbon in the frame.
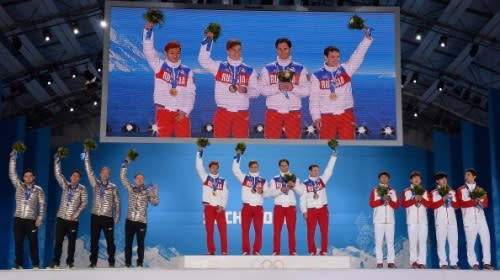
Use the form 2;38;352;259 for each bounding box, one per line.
99;181;107;198
67;185;77;203
327;68;337;100
228;64;240;93
168;65;180;96
313;179;320;200
250;176;258;194
209;176;219;196
24;186;33;201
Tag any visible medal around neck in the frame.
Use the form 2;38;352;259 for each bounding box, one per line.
170;88;178;96
229;84;238;93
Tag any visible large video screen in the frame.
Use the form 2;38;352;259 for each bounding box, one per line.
101;3;401;145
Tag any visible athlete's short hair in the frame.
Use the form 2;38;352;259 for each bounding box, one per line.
324;46;340;56
164;40;181;52
275;38;292;48
226;39;241;50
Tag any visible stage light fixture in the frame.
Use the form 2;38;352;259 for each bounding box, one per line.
356;125;369;135
122;122;139;132
69;106;75;112
413;112;419;118
202;123;214;133
411;73;418;84
46;76;53;86
380;126;395;137
96;61;102;73
43;28;52;42
100;18;107;28
92;98;99;106
71;68;78;79
437;80;444;92
254;124;264;134
71;22;79;35
439;35;447;48
415;29;422;41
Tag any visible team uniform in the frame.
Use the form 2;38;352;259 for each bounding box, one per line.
269;172;304;255
120;161;159;267
9;153;46;269
198;39;259;138
143;28;196;137
300;154;337;255
84;151;120;267
259;57;310;138
309;36;372;139
369;185;399;266
429;186;459;268
456;183;493;268
51;157;88;268
195;151;229;255
232;156;269;255
401;185;431;267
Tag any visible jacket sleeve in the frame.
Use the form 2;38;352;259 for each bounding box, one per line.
54;156;69;190
388;189;399;209
113;187;120;222
8;153;22;189
180;69;196;115
259;66;281;97
232;156;246;183
221;181;228;208
198;39;220;75
309;75;321;121
401;189;415;208
149;185;160;206
430;190;444;209
456;187;477;208
83;151;98;189
290;66;310;98
37;188;46;222
344;36;373;76
246;69;260;98
369;189;383;208
74;186;88;218
320;154;337;184
420;191;432;208
195;151;208;182
299;184;308;213
143;29;162;72
119;161;133;193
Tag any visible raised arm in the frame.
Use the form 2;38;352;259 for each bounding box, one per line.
149;183;160;206
198;37;220;75
119;160;133;193
54;155;68;190
232;155;246;183
8;152;22;189
83;151;98;188
344;35;373;76
195;150;209;182
320;153;337;183
143;27;162;72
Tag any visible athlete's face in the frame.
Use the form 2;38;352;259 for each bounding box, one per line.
70;172;81;185
165;47;181;63
23;172;35;185
410;176;421;186
227;44;241;61
309;167;320;178
436;177;448;187
249;163;259;174
209;164;219;175
464;172;476;184
325;50;341;67
279;161;289;173
379;175;389;185
100;167;111;181
135;174;145;186
276;42;291;60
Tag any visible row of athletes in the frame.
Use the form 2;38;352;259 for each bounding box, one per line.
143;22;373;139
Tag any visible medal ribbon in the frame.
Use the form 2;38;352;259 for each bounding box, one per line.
165;64;180;89
99;181;107;198
67;184;77;203
228;64;241;87
276;62;293;99
24;185;33;201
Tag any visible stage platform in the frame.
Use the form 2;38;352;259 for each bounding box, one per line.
1;267;498;280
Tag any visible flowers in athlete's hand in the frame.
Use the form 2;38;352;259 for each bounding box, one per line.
235;142;246;154
412;185;426;196
327;138;339;150
127;148;139;161
471;187;487;199
376;185;389;197
283;172;297;183
12;141;26;153
437;185;451;197
143;9;165;27
196;138;210;148
348;15;366;30
205;23;222;42
83;138;98;151
57;147;70;159
277;70;294;83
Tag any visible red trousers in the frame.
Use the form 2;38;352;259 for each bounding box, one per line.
264;110;302;139
241;203;263;254
213;107;249;138
319;108;355;140
204;204;227;254
307;206;329;255
156;107;191;137
272;205;297;255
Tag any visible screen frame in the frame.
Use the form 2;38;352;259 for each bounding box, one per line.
100;1;402;146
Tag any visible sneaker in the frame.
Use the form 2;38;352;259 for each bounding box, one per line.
388;263;397;269
88;264;96;268
137;264;143;268
242;252;249;256
32;266;40;270
320;251;328;256
12;265;23;270
472;264;480;270
290;252;297;256
67;263;74;269
206;252;215;255
483;264;495;270
450;265;460;269
221;252;228;255
48;263;60;269
418;264;426;269
108;263;115;268
272;252;278;256
440;265;448;269
309;252;316;256
253;252;260;256
411;262;418;269
376;263;383;269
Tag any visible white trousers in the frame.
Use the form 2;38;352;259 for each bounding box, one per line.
374;223;395;263
408;224;427;264
435;223;458;266
464;220;491;266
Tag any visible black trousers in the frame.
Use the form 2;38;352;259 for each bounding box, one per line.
13;217;39;267
125;219;147;266
89;214;115;265
52;217;79;265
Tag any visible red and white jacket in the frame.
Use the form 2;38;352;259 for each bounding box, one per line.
369;185;398;224
401;185;432;225
299;155;337;213
195;151;228;208
429;187;459;225
198;42;259;112
143;29;196;114
269;172;304;207
456;183;489;226
232;157;269;206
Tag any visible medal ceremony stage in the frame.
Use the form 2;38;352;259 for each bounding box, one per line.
1;256;498;280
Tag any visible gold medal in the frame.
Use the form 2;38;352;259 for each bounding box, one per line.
313;193;319;200
212;191;216;196
170;88;178;96
329;92;337;100
229;84;238;93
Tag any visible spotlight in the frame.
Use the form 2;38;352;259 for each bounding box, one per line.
439;35;447;48
469;44;479;57
46;75;53;86
415;28;422;41
121;122;139;132
71;22;79;35
96;61;102;73
202;123;214;133
437;80;444;92
413;112;419;118
380;126;395;137
356;125;369;135
69;106;75;112
254;124;264;134
43;28;52;42
99;18;107;28
92;98;99;106
70;68;78;79
304;125;317;135
411;73;418;84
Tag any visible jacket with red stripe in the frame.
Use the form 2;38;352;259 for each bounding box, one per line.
456;183;489;225
369;186;398;224
429;187;459;225
401;185;431;224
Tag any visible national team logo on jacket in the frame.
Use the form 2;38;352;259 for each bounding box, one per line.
315;66;352;90
304;178;325;192
215;63;253;86
243;176;266;190
155;64;189;87
204;176;225;190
